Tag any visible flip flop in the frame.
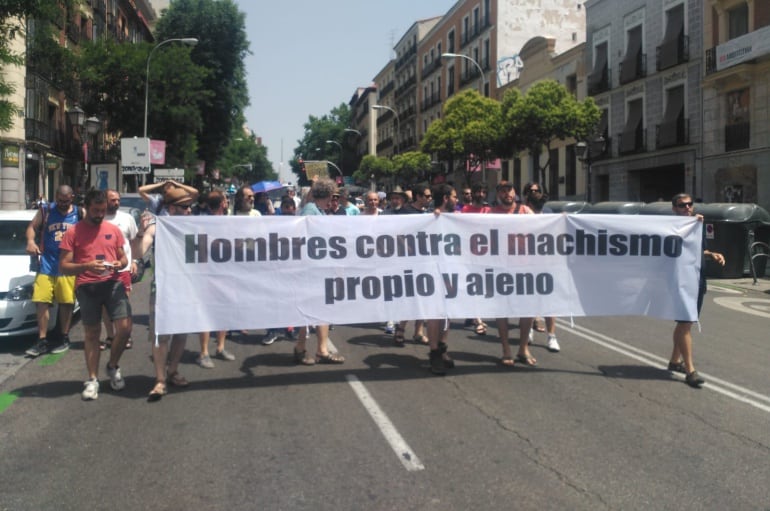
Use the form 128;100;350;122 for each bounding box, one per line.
147;382;167;402
515;354;537;366
500;357;515;368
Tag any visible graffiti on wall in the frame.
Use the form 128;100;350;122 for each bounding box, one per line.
497;54;524;87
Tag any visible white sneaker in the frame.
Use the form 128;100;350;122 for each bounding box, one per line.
546;335;561;353
107;364;125;391
384;321;395;334
82;379;99;400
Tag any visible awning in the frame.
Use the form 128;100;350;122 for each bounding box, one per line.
588;42;608;90
620;100;643;153
658;5;684;69
620;26;642;83
659;86;685;147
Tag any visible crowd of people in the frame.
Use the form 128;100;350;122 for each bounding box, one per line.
23;179;722;402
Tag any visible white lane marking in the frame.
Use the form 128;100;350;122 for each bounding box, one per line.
346;374;425;472
713;297;770;319
556;320;770;414
709;285;744;295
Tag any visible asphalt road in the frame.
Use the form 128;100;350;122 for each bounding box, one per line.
0;274;769;510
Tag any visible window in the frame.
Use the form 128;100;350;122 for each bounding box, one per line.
725;88;750;151
448;29;455;53
658;4;686;70
548;149;559;200
565;145;577;196
658;85;685;148
447;65;455;96
483;39;490;69
566;74;577;96
728;3;749;39
588;41;609;94
620;99;644;154
619;25;643;84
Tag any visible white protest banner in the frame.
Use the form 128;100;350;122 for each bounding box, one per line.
154;214;702;335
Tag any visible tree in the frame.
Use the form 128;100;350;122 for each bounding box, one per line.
500;79;601;192
290;103;351;186
353;155;393;186
215;116;276;185
155;0;250;169
77;39;210;167
392;151;432;185
420;89;503;187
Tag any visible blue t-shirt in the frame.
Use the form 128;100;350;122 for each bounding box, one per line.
39;204;80;276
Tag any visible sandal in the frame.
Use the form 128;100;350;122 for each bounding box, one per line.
533;319;546;333
438;342;455;369
147;381;167;402
412;333;429;345
293;348;315;365
474;322;487;335
685;371;705;388
316;352;345;364
394;326;405;346
515;353;537;366
100;337;113;351
500;356;516;368
667;361;686;374
167;371;189;387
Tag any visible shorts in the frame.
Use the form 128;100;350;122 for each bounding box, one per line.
75;280;131;326
116;271;132;294
32;274;76;305
676;278;707;323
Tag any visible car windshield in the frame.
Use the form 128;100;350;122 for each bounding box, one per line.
119;195;147;211
0;220;29;256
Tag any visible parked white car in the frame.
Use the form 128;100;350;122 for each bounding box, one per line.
0;210;74;337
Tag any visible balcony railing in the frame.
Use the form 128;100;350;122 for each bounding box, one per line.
705;47;717;75
725;122;750;152
395;45;417;71
25;118;67;151
379;80;394;97
656;117;689;149
459;65;481;87
376;138;394;152
657;35;689;71
619;53;646;85
618;127;647;155
421;59;442;80
375;109;394;125
587;68;611;95
421;92;441;112
394;75;416;99
460;18;490;48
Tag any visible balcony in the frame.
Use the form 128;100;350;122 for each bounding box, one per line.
379;80;394;97
459;65;481;87
705;47;717;75
421;92;441;112
421;59;441;80
725;122;750;152
587;68;611;96
619;53;646;85
394;75;416;99
395;45;417;71
460;18;490;49
618;127;647;155
656;118;689;149
376;138;394;152
657;35;689;71
25;118;66;152
375;109;394;125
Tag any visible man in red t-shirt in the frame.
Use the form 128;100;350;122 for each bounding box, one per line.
60;189;129;401
490;181;537;368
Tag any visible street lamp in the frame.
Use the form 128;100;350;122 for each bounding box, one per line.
325;140;343;175
143;37;198;139
576;135;606;203
372;104;400;155
67;106;101;190
442;52;485;95
343;128;362;137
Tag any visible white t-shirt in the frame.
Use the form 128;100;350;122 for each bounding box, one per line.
105;210;138;272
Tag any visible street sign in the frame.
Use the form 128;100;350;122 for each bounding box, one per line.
154;167;185;183
120;137;150;174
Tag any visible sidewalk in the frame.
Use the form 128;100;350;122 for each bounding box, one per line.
709;276;770;294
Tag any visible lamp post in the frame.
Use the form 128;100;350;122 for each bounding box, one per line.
325;140;343;175
576;135;606;203
143;37;198;139
343;128;362;136
372;104;400;155
442;52;485;95
67;106;101;191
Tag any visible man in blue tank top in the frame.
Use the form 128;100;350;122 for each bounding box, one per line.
24;185;81;357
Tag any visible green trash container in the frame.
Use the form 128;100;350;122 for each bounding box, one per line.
639;201;676;216
542;201;588;214
583;201;647;214
694;203;770;278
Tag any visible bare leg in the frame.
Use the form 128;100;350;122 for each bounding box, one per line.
83;323;102;379
214;330;227;353
167;335;187;376
546;317;556;336
101;307;115;340
35;302;50;339
57;303;74;336
496;318;513;359
315;324;331;355
672;322;695;373
199;331;210;357
518;317;536;362
107;317;130;369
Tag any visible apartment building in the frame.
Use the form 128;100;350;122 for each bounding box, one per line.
412;0;585;186
496;38;585;200
584;0;703;203
0;0;155;209
702;1;770;207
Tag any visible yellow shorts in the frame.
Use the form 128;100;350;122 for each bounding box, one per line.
32;274;76;305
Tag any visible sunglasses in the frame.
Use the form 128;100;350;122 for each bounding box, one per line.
174;204;192;210
530;188;541;193
676;201;693;208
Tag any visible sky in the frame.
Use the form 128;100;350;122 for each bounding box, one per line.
235;0;454;183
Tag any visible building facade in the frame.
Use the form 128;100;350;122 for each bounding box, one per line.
585;0;703;203
702;0;770;207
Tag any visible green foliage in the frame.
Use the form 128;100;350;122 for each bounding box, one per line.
155;0;250;168
77;39;210;168
500;80;601;187
215;118;276;184
291;103;352;185
421;89;502;186
353;154;393;184
391;151;432;185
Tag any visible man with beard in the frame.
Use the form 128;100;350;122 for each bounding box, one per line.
59;189;129;401
25;185;83;357
100;189;139;351
491;181;537;368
